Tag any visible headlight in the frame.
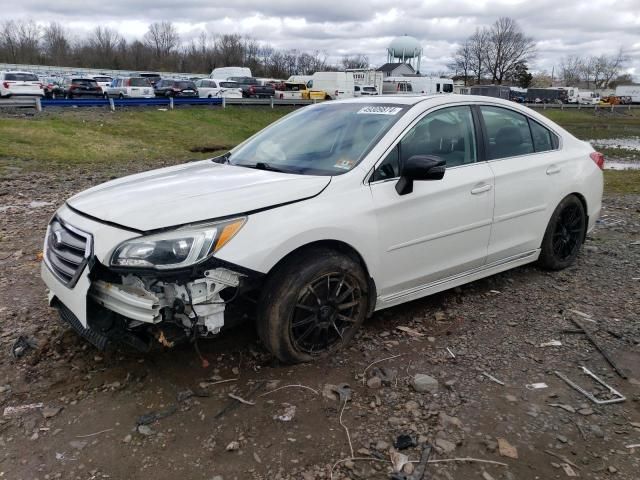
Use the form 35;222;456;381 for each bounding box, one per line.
110;217;246;269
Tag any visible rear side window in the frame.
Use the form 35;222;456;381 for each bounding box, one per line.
480;106;534;160
129;78;150;87
529;120;556;152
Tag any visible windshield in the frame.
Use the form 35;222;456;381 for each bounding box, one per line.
220;82;238;88
228;103;408;176
72;79;98;86
175;81;196;89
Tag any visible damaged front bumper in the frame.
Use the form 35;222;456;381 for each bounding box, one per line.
41;208;258;351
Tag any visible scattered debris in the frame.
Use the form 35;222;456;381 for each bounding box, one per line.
390;450;410;472
568;317;627;379
226;441;240;451
11;335;37;358
394;434;417;450
273;404;296;422
41;406;63;419
198;378;238;389
3;402;43;418
626;444;640;449
396;326;424;337
228;393;256;405
544;450;581;470
482;372;505;386
257;384;319;397
549;403;577;413
497;437;518;459
566;309;596;322
177;388;209;402
446;347;456;359
561;463;578;477
539;340;562;347
137;425;155;436
525;382;548;390
555;367;626;405
332;383;352;403
215;381;266;419
76;428;113;438
136;404;178;425
362;354;404;385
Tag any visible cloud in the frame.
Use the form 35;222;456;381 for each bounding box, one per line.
9;0;640;77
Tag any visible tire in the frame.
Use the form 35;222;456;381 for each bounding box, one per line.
257;248;369;363
538;195;586;271
118;93;124;99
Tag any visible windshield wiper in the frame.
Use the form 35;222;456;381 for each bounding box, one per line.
251;162;288;173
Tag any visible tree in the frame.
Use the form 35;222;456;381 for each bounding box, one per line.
506;61;533;88
42;22;70;65
559;55;583;86
341;54;369;70
609;73;633;89
451;39;472;85
469;28;489;84
484;17;536;84
144;21;179;62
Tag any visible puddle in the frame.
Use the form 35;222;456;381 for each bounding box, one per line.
588;137;640;152
605;161;640;171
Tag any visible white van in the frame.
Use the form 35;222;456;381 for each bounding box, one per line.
195;79;243;99
576;91;600;105
308;72;355;100
385;76;453;95
382;79;414;95
210;67;252;80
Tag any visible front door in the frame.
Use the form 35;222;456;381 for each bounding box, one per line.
369;105;495;298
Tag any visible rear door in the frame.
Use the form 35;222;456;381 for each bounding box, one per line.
370;105;495;298
479;105;563;263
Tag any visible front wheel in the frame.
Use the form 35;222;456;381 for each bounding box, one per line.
538;195;586;270
257;248;369;363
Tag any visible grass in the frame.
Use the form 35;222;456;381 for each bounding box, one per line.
0;106;292;171
0;105;637;196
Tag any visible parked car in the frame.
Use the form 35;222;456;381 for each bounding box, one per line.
154;79;198;97
103;77;155;99
39;76;64;99
138;73;162;86
62;78;103;99
354;85;378;96
91;75;113;91
0;71;43;98
42;96;604;362
194;79;243;98
227;76;275;98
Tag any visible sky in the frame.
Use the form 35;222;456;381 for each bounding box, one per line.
9;0;640;78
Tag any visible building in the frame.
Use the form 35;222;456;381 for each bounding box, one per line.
376;62;415;78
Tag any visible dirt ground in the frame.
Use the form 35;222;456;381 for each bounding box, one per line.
0;166;639;480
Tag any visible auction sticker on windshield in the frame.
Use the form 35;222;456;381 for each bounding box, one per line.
357;106;403;115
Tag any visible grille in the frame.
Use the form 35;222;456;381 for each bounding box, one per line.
45;218;92;287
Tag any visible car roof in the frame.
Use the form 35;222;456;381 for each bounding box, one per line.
333;94;527;108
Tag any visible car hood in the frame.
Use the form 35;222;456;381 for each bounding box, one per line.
67;160;330;231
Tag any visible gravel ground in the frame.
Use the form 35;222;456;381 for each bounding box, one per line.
0;167;639;480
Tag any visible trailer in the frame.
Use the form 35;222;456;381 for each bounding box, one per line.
526;88;569;104
615;85;640;103
469;85;511;100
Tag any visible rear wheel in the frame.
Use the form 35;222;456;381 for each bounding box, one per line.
538;195;586;270
257;248;369;363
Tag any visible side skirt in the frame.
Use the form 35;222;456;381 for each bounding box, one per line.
375;249;540;310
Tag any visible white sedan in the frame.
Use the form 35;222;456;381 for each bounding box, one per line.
41;95;603;362
195;79;243;98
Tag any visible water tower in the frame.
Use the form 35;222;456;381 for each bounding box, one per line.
387;35;423;72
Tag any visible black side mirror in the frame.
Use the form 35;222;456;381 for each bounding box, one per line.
395;155;446;195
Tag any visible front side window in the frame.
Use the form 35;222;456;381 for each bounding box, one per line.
371;105;477;182
480;106;534;160
229;103;408;176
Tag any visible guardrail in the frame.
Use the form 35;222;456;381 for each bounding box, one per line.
0;96;637;112
0;96;317;111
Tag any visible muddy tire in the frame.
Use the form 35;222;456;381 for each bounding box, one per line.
257;248;369;363
538;195;586;270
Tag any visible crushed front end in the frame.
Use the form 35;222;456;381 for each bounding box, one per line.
41;205;259;351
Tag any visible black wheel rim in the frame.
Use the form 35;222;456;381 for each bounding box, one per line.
552;204;584;261
290;273;362;354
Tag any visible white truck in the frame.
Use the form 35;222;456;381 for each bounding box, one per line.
576;91;600;105
615;85;640;103
308;72;355;100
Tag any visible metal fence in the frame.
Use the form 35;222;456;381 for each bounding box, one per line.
0;96;318;111
0;96;637;112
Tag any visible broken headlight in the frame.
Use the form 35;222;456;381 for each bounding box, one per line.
110;217;246;269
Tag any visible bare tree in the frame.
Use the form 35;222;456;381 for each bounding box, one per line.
144;21;179;61
559;55;583;86
469;28;489;84
215;34;244;67
484;17;536;84
42;22;70;65
341;54;369;70
581;56;596;89
595;48;626;88
451;39;473;85
0;20;20;62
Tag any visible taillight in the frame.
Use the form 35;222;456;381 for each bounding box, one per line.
590;152;605;170
2;82;9;88
335;90;339;96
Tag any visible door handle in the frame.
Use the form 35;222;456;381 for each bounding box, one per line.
471;184;492;195
546;165;561;175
